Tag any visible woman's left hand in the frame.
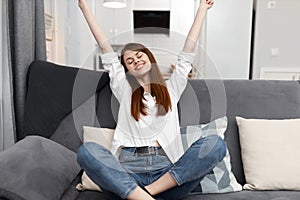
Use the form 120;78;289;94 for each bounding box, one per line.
200;0;215;10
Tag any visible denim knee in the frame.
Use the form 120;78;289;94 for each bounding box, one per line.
207;135;226;162
195;135;226;162
77;142;108;168
77;143;91;168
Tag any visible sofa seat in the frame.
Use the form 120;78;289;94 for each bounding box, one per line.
65;172;300;200
75;189;300;200
185;190;300;200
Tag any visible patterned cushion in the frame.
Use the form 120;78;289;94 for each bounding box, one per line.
180;117;242;194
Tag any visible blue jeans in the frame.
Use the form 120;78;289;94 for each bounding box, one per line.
77;135;226;200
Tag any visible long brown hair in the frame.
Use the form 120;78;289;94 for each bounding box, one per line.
120;43;172;121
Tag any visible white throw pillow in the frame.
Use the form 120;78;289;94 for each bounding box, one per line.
76;126;115;192
181;117;242;193
236;117;300;190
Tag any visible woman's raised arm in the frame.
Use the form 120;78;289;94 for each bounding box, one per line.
78;0;113;53
183;0;214;53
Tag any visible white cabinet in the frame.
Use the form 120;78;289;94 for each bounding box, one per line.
260;67;300;80
203;0;253;79
170;0;194;37
95;0;133;45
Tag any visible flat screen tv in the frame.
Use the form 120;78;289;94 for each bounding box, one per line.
133;11;170;34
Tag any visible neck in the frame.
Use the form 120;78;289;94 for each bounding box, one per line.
136;74;151;93
143;84;151;93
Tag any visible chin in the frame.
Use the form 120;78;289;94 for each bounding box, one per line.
135;68;151;76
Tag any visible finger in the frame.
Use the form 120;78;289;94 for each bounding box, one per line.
208;1;214;6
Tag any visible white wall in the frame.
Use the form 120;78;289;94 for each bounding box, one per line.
204;0;253;79
170;0;194;37
252;0;300;79
44;0;52;14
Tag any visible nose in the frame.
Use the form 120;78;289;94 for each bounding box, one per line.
134;58;140;65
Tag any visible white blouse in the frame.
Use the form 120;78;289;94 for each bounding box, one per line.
101;51;195;163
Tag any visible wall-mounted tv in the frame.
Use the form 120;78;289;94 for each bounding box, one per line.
133;11;170;34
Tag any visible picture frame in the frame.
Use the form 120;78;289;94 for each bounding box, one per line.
44;13;54;41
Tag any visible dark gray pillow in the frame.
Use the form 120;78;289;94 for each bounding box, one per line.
0;136;80;200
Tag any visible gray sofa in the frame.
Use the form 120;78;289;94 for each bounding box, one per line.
0;60;300;200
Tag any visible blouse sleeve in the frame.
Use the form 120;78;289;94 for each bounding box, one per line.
166;51;195;102
101;52;130;102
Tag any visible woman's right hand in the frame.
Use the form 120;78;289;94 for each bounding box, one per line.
200;0;214;10
78;0;87;9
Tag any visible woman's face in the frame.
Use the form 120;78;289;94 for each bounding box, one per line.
123;50;152;78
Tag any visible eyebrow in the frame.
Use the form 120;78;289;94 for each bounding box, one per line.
125;51;141;62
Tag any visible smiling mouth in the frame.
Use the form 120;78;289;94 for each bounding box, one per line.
135;63;145;70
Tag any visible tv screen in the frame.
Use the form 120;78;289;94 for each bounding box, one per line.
133;11;170;34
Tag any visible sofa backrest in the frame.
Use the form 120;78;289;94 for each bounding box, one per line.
178;79;300;185
24;61;109;151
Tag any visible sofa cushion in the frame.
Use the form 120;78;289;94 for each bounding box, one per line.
23;60;109;140
95;83;119;129
236;117;300;190
76;126;115;192
50;95;97;152
0;136;80;200
0;188;25;200
181;117;242;194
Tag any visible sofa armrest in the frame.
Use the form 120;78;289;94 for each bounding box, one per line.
0;136;81;200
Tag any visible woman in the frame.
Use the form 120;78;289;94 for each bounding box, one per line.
77;0;226;199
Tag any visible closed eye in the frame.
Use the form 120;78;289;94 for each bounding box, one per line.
137;52;142;58
126;58;133;65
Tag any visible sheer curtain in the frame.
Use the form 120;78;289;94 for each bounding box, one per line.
0;0;46;150
8;0;47;140
1;0;16;151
